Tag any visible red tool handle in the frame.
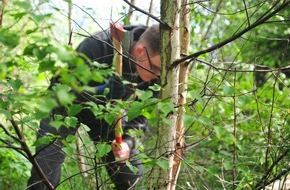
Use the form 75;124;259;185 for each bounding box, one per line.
110;22;125;144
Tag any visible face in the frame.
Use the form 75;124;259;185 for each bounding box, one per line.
132;46;161;82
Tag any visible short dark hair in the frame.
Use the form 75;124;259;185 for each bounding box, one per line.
138;24;160;56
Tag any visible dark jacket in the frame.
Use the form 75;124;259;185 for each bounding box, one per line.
52;25;149;146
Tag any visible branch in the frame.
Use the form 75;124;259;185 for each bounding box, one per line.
242;0;250;26
146;0;154;26
172;0;290;67
9;118;55;190
123;0;171;29
202;0;223;41
255;148;290;189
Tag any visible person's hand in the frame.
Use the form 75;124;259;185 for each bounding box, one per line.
107;76;134;100
111;140;130;163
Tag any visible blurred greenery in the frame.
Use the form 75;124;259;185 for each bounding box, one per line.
0;0;289;189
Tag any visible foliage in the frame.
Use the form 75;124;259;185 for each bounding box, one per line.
0;0;289;190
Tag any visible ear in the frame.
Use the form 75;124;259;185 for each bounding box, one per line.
133;44;145;56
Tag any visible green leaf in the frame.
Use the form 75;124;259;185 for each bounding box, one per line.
64;116;78;128
156;160;169;170
33;48;47;60
197;64;205;69
183;114;196;126
125;161;139;174
23;44;35;56
238;95;250;106
127;101;142;121
157;101;175;116
135;153;149;160
137;90;153;101
149;83;161;92
104;113;116;126
222;84;235;96
0;108;11;119
7;79;22;90
30;13;52;23
67;104;83;116
38;60;55;72
49;120;64;130
213;126;226;139
55;84;75;106
37;98;58;114
188;90;202;101
10;12;27;20
13;1;31;10
0;30;20;49
197;116;211;125
96;143;111;158
80;123;90;132
33;135;55;147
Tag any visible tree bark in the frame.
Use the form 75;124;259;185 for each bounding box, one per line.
127;0;135;24
146;0;154;26
149;0;181;189
171;0;190;189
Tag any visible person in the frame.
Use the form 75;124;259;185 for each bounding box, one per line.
27;23;161;190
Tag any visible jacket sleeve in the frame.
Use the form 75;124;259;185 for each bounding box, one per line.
71;30;114;104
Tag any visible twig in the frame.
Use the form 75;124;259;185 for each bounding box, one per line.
146;0;154;26
9;118;55;190
202;0;223;41
243;0;250;26
232;69;237;190
123;0;171;29
172;1;290;67
255;148;290;189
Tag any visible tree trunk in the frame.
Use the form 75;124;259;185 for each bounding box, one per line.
127;0;135;24
171;0;191;189
146;0;154;26
149;0;181;189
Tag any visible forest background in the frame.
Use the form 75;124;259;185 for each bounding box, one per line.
0;0;290;190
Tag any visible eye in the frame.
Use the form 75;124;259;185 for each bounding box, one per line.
151;64;160;73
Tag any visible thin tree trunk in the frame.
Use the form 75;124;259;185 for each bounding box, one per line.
171;0;190;189
0;0;6;27
150;0;181;189
76;129;89;182
127;0;135;24
146;0;154;26
68;0;73;46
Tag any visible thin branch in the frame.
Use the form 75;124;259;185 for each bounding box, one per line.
172;1;290;67
243;0;250;26
195;58;290;73
0;123;19;142
9;118;55;190
202;0;223;41
127;0;135;24
264;71;278;186
146;0;154;26
232;69;237;190
255;149;290;189
123;0;171;29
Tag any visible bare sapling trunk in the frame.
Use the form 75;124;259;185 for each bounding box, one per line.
171;0;191;189
149;0;181;189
